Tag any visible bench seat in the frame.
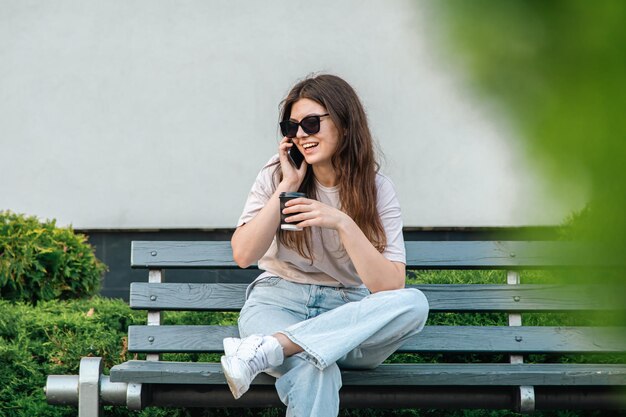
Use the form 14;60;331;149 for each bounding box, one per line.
110;361;626;386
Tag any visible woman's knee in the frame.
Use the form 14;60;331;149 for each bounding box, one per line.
391;288;430;324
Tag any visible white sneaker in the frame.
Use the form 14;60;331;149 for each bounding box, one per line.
223;337;241;356
220;334;284;399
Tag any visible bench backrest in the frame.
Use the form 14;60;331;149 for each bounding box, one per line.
127;241;626;357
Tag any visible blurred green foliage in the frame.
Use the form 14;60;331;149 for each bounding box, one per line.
431;1;626;322
0;211;106;304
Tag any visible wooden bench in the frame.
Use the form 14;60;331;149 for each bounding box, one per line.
45;240;626;416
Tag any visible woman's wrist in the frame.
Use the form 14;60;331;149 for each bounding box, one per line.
277;179;300;193
336;213;356;235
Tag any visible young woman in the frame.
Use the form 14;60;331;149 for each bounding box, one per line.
221;74;429;416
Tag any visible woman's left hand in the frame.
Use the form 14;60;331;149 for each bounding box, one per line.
283;198;351;231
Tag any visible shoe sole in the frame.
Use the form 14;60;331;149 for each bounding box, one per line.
220;355;245;400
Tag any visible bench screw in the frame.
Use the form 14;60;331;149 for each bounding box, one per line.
514;296;521;302
150;295;157;301
515;336;523;342
510;252;516;258
148;336;155;343
151;251;157;256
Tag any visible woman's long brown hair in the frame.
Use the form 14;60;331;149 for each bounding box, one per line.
272;74;386;261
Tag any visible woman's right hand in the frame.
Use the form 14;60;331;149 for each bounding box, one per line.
278;137;308;189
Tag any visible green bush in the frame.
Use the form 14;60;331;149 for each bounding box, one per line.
0;297;139;417
0;211;106;303
0;297;280;417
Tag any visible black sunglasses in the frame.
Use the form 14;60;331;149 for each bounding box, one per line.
280;113;330;138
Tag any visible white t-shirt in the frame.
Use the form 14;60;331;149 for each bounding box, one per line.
237;155;406;288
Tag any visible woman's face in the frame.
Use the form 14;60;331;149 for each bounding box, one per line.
289;98;340;169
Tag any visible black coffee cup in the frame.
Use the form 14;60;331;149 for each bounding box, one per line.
279;192;306;231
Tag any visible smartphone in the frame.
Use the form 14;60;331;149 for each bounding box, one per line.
288;141;304;169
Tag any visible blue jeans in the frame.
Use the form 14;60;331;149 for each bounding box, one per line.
238;276;429;417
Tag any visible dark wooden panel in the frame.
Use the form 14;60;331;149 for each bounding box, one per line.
128;325;626;354
130;283;620;312
110;361;626;386
132;241;606;269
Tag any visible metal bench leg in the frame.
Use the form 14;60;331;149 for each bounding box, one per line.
519;385;536;413
79;357;103;417
126;383;145;410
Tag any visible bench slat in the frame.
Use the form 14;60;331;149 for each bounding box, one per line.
130;283;619;312
132;241;239;269
131;241;602;269
110;361;626;386
128;325;626;353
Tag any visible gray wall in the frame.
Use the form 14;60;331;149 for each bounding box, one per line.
0;1;588;229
